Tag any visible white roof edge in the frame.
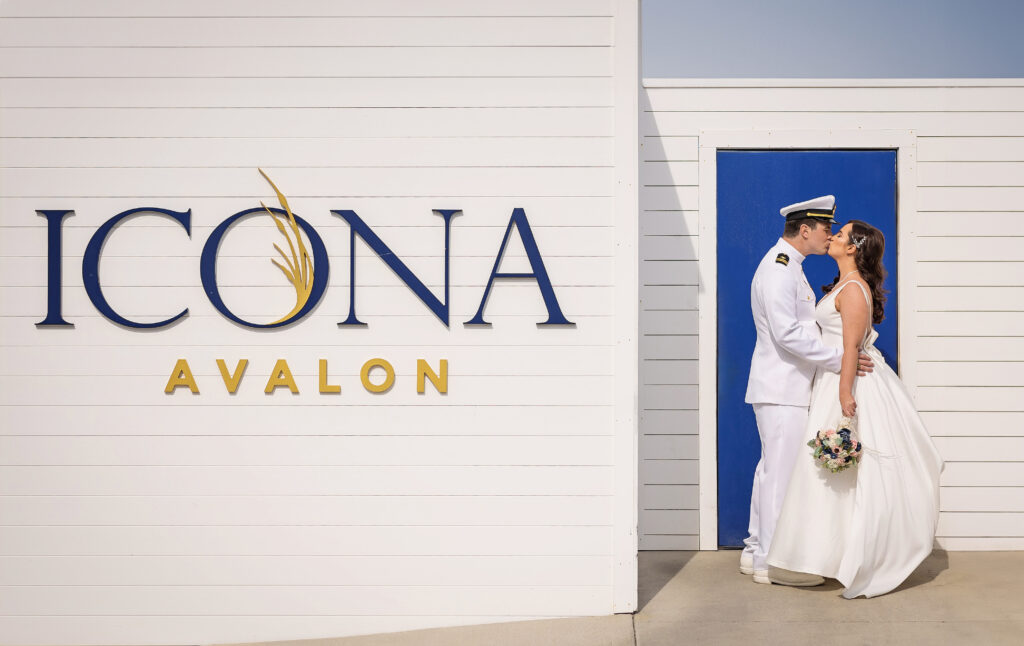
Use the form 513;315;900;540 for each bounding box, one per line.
642;78;1024;88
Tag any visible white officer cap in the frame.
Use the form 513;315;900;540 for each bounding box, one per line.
780;195;837;223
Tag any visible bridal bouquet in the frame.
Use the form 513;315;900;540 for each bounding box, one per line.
809;416;863;473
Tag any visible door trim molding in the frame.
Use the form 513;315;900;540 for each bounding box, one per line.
695;130;919;550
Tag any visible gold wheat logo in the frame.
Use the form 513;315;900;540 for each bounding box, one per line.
258;169;315;325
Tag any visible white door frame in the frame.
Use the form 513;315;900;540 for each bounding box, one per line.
695;130;919;549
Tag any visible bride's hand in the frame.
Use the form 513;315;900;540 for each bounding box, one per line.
840;391;856;418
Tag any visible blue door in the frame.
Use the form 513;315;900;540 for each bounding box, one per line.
716;150;898;547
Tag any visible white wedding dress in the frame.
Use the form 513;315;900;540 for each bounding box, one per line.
766;280;944;598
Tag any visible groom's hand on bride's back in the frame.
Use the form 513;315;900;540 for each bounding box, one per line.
857;351;874;376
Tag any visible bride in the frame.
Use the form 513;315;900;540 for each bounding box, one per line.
766;220;944;598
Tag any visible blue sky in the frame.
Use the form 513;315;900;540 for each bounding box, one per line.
642;0;1024;78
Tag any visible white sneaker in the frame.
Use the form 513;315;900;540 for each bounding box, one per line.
752;568;770;584
739;551;754;575
767;566;824;587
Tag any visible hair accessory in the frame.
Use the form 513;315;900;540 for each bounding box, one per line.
851;234;866;249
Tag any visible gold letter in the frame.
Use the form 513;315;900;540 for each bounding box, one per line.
360;358;395;393
319;359;341;394
165;359;199;394
216;359;248;394
265;359;299;394
417;358;448;394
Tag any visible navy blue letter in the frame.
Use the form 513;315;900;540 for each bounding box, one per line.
465;208;573;326
332;209;461;327
200;207;329;329
82;208;192;329
36;209;75;327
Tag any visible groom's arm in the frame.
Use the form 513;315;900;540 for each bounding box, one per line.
761;274;843;373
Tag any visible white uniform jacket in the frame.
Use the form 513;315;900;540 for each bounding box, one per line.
744;239;843;406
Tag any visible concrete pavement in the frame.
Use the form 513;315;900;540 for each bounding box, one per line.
223;550;1024;646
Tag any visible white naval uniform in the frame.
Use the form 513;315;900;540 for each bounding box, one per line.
742;238;843;571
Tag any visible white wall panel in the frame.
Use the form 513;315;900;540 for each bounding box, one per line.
0;137;616;168
0;554;614;586
639;79;1024;551
917;212;1024;235
0;46;613;78
0;0;615;17
942;487;1024;512
643;111;1024;137
0;167;616;197
644;86;1024;112
0;405;614;437
0;467;615;499
923;412;1024;437
918;136;1024;161
0;436;616;466
917;261;1023;286
0;496;615;527
1;107;613;138
0;17;613;47
0;1;639;643
0;77;614;108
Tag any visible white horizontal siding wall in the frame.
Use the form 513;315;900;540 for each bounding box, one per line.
639;78;1024;552
0;1;639;644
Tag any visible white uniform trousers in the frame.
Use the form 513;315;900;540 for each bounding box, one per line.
742;403;808;571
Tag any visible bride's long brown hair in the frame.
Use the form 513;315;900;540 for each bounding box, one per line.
821;219;888;324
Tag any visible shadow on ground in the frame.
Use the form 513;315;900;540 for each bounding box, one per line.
894;548;949;593
221;550;1023;646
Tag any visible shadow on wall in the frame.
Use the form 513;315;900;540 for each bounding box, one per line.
637;550;698;612
637;105;701;552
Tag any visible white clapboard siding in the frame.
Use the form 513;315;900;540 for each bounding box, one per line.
922;411;1024;437
0;496;615;527
0;137;616;168
0;1;615;18
1;107;614;139
0;17;614;47
916;213;1024;236
0;405;614;437
0;77;615;109
0;2;638;644
0;167;616;198
639;78;1024;551
0;553;614;586
0;46;612;78
642;111;1024;138
0;467;616;498
0;436;616;466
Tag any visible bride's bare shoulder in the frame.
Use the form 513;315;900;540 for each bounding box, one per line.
834;280;870;313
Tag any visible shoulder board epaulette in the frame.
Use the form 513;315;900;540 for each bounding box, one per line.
775;253;790;266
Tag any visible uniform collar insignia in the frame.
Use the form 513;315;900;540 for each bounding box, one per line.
777;238;806;264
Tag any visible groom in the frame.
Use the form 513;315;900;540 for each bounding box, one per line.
740;195;873;586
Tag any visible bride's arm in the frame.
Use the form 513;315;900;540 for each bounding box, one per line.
836;285;870;417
